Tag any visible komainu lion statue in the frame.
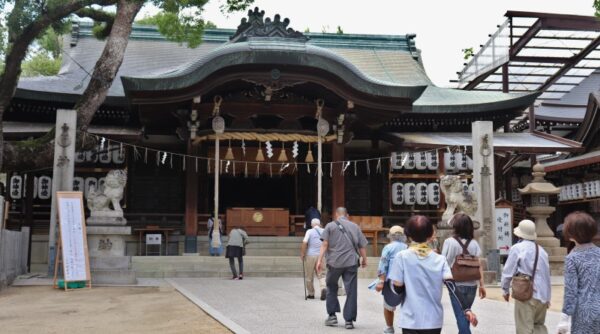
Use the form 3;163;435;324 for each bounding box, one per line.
440;175;477;222
87;169;127;214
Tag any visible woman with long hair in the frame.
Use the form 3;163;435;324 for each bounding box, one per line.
441;213;486;334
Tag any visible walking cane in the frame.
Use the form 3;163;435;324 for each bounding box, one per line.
302;258;307;300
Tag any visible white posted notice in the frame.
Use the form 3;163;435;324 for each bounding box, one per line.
58;197;88;281
495;207;513;255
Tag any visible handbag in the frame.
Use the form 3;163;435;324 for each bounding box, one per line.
450;237;481;282
511;244;539;302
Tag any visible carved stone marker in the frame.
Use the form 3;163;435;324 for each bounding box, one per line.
48;109;76;275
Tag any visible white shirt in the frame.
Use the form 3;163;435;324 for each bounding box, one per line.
501;240;552;304
303;227;324;256
388;249;453;330
441;237;482;286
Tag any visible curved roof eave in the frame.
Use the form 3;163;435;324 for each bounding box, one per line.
121;40;428;100
14;88;128;107
412;86;540;113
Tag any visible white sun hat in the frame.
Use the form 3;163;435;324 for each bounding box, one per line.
514;219;537;241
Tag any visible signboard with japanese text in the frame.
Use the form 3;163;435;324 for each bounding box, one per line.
495;200;513;255
54;192;91;289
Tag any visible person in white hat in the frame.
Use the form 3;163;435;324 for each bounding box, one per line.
374;225;407;334
300;218;326;300
501;219;551;334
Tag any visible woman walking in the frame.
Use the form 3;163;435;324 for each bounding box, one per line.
375;225;408;334
389;215;477;334
226;226;248;280
441;213;486;334
557;211;600;334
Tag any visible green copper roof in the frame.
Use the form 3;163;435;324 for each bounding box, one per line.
77;21;418;53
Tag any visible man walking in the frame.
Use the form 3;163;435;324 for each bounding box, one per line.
301;218;327;300
501;219;551;334
317;207;368;329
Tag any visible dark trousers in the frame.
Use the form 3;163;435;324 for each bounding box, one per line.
229;257;243;277
326;264;358;322
402;329;441;334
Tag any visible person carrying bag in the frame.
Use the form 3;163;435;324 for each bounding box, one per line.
450;236;481;282
511;243;539;302
501;219;551;334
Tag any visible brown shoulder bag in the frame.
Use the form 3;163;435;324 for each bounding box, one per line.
511;244;539;302
450;237;482;282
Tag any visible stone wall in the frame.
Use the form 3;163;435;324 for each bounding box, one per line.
0;227;30;290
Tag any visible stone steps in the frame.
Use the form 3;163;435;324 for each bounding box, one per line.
132;256;380;279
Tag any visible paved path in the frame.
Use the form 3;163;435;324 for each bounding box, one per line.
169;277;560;334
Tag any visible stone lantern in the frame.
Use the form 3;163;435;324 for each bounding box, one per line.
518;163;566;274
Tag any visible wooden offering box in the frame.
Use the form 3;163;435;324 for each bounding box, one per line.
226;208;290;236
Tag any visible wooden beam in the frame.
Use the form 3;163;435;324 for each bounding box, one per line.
462;65;502;90
538;35;600;92
511;56;572;63
510;19;543;58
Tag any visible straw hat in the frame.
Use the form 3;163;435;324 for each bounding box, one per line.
514;219;537;241
389;225;404;235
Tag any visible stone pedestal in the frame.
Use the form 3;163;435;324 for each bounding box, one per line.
527;206;566;275
87;224;137;285
87;211;127;226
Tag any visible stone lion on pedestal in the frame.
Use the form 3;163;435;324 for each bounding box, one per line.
440;174;477;222
87;169;127;214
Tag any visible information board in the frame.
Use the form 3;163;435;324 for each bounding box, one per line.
54;192;91;287
495;206;513;255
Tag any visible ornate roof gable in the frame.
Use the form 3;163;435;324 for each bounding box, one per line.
230;7;309;43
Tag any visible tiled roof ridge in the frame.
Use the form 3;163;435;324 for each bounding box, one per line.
72;20;418;53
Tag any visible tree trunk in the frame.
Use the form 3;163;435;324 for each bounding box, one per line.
1;0;139;172
0;0;116;170
76;0;144;132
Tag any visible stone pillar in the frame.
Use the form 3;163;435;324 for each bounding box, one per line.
47;109;76;275
471;121;497;255
331;143;345;212
184;142;199;254
471;121;500;282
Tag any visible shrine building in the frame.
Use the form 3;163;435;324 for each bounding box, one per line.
4;8;582;270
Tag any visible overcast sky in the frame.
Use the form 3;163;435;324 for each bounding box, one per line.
138;0;596;87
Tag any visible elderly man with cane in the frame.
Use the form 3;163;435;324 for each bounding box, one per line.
301;218;327;300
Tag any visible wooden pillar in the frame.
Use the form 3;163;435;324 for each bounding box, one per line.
501;63;509;93
331;143;345;212
184;142;199;254
24;174;34;269
528;105;536;133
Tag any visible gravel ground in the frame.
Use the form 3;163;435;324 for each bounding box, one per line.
0;285;231;334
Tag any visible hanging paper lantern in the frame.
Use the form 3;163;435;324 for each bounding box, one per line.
255;142;265;161
10;175;23;199
277;143;288;162
37;176;52;200
305;144;314;163
224;140;235;160
113;144;125;164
